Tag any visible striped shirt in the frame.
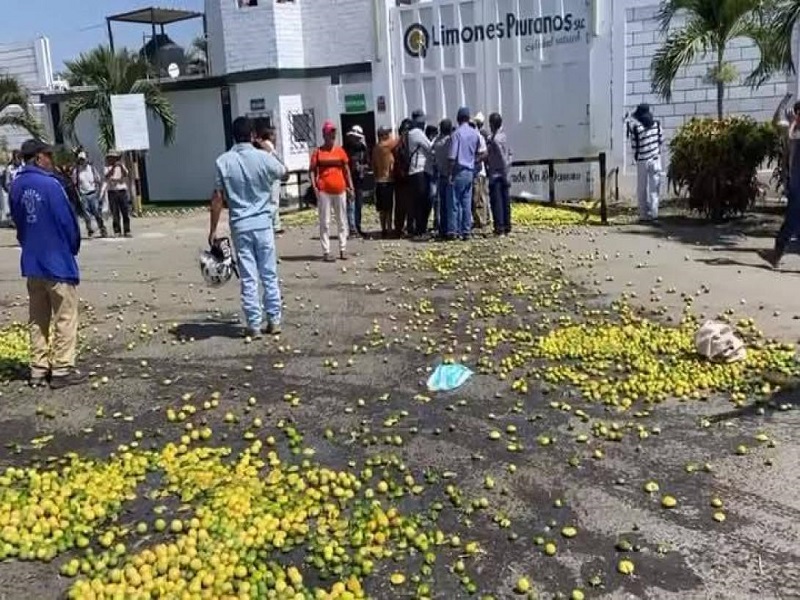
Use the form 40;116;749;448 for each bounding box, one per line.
631;121;662;162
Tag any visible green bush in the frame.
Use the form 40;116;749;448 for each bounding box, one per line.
668;116;781;220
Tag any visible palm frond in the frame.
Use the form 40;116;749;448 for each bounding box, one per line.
0;111;45;139
651;19;714;100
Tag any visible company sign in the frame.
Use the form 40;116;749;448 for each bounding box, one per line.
404;10;587;58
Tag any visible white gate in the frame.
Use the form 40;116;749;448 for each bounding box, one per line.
391;0;605;200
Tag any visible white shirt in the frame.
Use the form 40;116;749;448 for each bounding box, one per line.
75;164;99;194
105;164;128;191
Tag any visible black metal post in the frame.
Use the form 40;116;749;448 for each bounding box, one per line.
107;19;115;52
547;161;556;203
50;103;63;144
202;14;210;75
139;152;150;204
151;9;158;73
220;86;233;149
599;152;608;225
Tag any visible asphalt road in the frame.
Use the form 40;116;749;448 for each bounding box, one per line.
0;210;798;600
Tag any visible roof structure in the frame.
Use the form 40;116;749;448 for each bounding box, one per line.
106;7;203;25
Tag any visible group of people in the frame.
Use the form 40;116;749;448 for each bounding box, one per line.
371;106;513;242
305;106;514;262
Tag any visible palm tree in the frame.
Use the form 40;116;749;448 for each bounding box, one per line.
0;75;45;139
651;0;773;119
187;36;208;75
61;46;176;152
752;0;800;80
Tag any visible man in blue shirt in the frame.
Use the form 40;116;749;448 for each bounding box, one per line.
448;106;483;240
10;139;85;389
209;117;287;337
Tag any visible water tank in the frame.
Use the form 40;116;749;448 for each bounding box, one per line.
140;34;187;78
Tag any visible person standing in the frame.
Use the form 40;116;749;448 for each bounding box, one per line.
2;150;22;225
310;120;354;262
449;107;483;241
471;112;490;231
10;139;85;388
628;103;663;222
432;119;454;240
72;151;107;238
392;119;413;237
254;124;288;235
209;117;286;336
407;110;433;237
372;126;398;238
425;124;439;233
763;101;800;268
345;125;370;237
103;150;132;237
487;112;513;235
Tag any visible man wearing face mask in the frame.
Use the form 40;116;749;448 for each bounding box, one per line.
10;139;84;389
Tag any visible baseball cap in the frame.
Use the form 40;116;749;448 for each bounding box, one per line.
322;120;336;134
20;139;53;159
411;108;425;120
349;125;365;139
77;151;88;160
456;106;471;121
473;111;485;124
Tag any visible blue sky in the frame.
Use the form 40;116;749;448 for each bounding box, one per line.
6;0;205;71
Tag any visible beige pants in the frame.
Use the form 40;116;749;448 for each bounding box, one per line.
472;175;489;228
318;191;348;255
27;278;78;377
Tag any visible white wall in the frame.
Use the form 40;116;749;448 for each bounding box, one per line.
60;88;225;202
145;88;226;201
207;0;374;74
0;37;54;150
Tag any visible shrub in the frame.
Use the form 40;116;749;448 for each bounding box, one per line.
668;116;781;220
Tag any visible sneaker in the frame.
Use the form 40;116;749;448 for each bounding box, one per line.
339;250;348;261
100;230;109;238
324;253;336;263
29;372;48;388
244;327;262;339
87;230;94;238
264;321;282;335
49;369;88;389
124;232;133;238
759;248;782;269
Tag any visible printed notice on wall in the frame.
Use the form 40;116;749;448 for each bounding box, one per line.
110;94;150;151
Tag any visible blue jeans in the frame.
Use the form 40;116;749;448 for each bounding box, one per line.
232;226;282;329
428;173;439;231
451;169;473;238
348;182;364;234
437;176;451;238
489;176;511;233
80;191;106;235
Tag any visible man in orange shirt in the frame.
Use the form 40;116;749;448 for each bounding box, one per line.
310;120;354;261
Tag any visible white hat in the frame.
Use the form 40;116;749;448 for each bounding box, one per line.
473;112;485;125
77;151;87;160
348;125;365;139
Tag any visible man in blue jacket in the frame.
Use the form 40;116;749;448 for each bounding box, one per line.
10;139;85;389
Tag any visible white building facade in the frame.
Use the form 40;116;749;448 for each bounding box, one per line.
35;0;799;201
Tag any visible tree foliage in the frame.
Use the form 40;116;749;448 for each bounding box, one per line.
62;46;176;153
0;76;45;139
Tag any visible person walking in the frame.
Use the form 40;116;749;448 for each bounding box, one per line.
345;125;370;237
628;103;663;222
310;120;353;262
392;119;413;237
407;109;433;237
372;126;398;238
487;112;513;235
763;100;800;268
72;151;107;238
432;119;454;240
103;150;132;237
209;116;286;337
449;107;483;241
10;139;85;389
471;112;490;231
254;124;288;236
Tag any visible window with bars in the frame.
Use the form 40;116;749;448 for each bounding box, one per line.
288;109;317;150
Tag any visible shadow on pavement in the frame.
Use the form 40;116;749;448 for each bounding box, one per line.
706;386;800;423
171;322;242;341
622;212;781;249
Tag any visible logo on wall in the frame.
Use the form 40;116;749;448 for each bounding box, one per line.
404;23;430;58
402;11;586;57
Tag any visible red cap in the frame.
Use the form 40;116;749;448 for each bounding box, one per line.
322;120;336;134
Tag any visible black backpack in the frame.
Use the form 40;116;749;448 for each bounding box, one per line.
392;137;418;183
